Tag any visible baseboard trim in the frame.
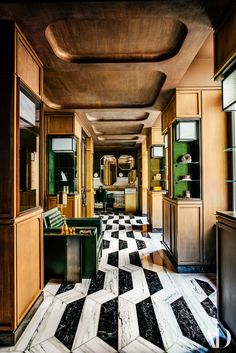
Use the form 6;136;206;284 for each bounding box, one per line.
161;241;216;273
0;292;44;346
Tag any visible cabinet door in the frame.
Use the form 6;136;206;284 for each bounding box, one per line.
176;91;201;118
163;199;171;250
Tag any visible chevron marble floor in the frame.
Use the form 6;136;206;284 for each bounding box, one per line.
0;214;228;353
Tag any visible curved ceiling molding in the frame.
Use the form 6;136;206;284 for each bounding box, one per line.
86;112;149;122
44;70;166;108
45;17;187;63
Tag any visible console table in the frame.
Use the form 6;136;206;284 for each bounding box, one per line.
44;227;97;283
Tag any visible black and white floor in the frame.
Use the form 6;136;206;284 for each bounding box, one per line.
0;214;227;353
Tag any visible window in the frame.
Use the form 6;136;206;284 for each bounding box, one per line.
19;85;41;212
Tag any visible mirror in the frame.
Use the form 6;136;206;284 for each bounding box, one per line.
118;155;135;170
100;155;117;186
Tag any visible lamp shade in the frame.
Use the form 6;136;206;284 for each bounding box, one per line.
176;121;197;141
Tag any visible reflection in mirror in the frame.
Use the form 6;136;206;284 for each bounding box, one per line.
118;155;135;170
128;169;136;184
100;155;117;186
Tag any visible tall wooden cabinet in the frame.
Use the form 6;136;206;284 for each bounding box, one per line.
147;126;165;230
0;21;44;344
162;88;228;271
44;112;82;217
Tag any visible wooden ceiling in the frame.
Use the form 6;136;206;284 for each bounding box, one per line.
0;1;230;149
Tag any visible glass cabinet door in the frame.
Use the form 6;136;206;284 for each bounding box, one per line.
172;120;201;199
48;136;78;195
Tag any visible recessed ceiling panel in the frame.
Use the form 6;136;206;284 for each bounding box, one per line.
98;136;138;140
45;18;187;63
44;70;166;108
92;123;143;135
86;111;149;122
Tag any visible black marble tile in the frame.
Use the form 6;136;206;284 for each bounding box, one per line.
126;231;134;238
113;219;119;224
195;279;215;296
102;239;110;249
108;251;119;267
136;239;146;250
105;224;113;230
87;271;106;295
119;269;133;295
119;239;128;250
111;231;119;238
141;231;151;238
55;297;85;350
171;296;209;347
132;224;142;230
136;297;164;349
119;224;126;230
102;220;108;225
201;297;217;319
108;216;114;219
136;219;143;224
125;219;131;224
97;297;118;350
119;215;124;219
144;269;163;295
130;215;135;219
129;251;142;267
56;283;75;295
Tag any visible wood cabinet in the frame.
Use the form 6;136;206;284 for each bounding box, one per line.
162;88;228;272
163;197;202;269
45;112;83;217
214;2;236;79
216;212;236;347
125;188;137;214
0;21;44;344
47;194;81;218
162;90;201;132
148;191;163;230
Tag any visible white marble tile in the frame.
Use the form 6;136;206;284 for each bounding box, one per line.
56;289;86;304
132;269;150;295
75;279;91;296
30;336;70;353
73;337;117;353
103;268;118;296
44;279;63;296
30;297;67;347
72;298;101;349
120;264;142;273
12;296;54;352
118;297;139;350
121;336;164;353
119;289;149;304
151;297;182;351
167;336;208;353
87;289;117;304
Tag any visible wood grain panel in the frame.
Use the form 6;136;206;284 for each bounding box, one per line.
17;38;40;96
16;215;42;324
47;196;77;218
0;225;15;330
177;204;202;263
148;191;162;228
163;198;171;250
47;114;74;134
162;95;176;132
176;90;201;117
214;2;236;77
0;74;16;218
201;90;228;264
